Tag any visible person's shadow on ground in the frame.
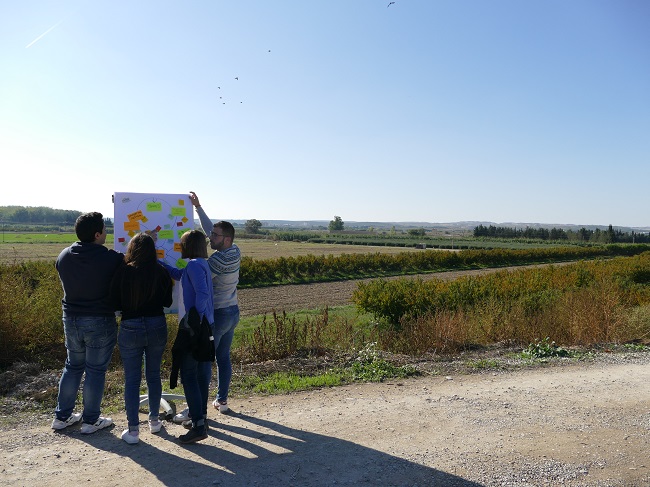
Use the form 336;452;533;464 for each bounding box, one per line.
75;412;484;487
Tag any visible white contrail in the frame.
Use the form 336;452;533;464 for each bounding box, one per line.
25;19;64;48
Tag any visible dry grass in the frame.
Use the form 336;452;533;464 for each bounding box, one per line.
0;244;66;264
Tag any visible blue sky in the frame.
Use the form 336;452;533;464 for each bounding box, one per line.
1;1;649;227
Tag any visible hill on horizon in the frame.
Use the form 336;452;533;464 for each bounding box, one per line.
224;219;650;234
1;205;647;234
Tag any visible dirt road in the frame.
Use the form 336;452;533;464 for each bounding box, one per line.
2;353;649;487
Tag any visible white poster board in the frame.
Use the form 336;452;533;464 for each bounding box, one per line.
113;192;193;314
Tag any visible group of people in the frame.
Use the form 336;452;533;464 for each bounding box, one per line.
51;192;241;445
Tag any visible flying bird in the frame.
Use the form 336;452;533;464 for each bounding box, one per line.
387;1;395;6
235;77;239;80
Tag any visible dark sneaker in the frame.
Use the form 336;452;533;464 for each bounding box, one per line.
179;426;208;444
51;412;82;430
182;420;209;431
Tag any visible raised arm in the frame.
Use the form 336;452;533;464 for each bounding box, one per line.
189;191;214;235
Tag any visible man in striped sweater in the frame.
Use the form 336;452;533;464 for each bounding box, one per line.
189;191;241;414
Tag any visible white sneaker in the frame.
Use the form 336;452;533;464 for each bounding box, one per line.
172;408;190;424
212;399;229;414
80;416;113;434
51;412;82;430
149;419;162;434
121;429;139;444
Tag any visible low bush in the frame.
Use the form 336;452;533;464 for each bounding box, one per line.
352;253;650;354
2;248;650;372
240;244;650;287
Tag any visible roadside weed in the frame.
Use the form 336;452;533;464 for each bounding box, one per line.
522;337;570;359
466;358;501;370
350;343;418;382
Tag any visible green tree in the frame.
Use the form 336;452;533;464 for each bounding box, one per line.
606;224;616;244
245;219;262;234
329;216;344;232
408;228;426;237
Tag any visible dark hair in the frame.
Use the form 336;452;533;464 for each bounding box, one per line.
75;212;105;243
181;230;208;259
125;233;157;267
214;221;235;241
121;233;168;309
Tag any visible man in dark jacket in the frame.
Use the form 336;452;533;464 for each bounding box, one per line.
51;212;124;434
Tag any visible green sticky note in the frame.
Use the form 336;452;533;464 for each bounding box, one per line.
158;230;174;239
171;207;186;217
176;259;187;269
147;202;163;212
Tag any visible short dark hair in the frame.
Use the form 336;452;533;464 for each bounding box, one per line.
180;230;208;259
214;221;235;241
75;212;105;243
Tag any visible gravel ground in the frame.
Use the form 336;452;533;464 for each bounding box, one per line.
1;351;649;487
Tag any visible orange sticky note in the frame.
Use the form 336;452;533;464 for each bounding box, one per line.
127;210;144;222
124;221;140;231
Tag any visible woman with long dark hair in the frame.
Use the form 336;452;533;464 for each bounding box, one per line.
110;233;173;444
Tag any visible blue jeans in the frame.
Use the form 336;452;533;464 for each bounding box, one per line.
212;305;239;402
118;316;168;429
180;353;211;428
55;316;117;425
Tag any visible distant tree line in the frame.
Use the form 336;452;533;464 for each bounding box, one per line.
473;224;649;244
0;206;115;232
0;206;81;224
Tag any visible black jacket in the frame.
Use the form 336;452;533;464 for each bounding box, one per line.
110;262;173;320
170;307;215;389
56;242;124;317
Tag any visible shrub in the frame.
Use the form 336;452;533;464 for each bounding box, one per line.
0;262;64;367
353;253;650;352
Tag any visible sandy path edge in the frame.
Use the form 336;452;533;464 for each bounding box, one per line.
2;353;649;487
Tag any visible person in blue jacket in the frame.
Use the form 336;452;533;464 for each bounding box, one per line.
160;230;214;444
173;192;241;425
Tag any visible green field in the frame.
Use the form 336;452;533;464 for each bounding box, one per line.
0;233;428;264
0;230;591;265
0;232;88;244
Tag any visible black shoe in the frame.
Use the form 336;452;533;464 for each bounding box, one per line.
182;420;209;431
179;426;208;444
